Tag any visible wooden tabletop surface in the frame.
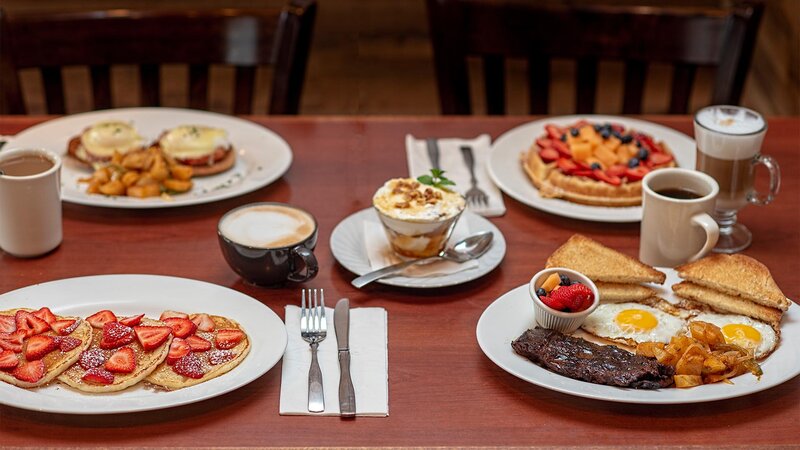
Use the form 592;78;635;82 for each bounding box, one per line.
0;115;798;448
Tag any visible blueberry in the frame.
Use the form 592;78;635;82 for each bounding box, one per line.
559;274;571;286
612;130;623;140
621;135;633;144
636;140;643;148
560;134;567;142
536;287;547;298
593;124;602;132
590;162;601;170
570;128;579;137
628;157;640;168
600;129;611;139
637;148;649;160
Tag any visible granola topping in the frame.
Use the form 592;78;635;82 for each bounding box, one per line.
373;178;465;222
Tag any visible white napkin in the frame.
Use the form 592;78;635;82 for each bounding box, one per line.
406;134;506;217
280;305;388;417
364;215;479;277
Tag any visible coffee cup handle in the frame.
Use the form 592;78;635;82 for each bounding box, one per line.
287;245;319;283
748;154;781;206
688;213;719;262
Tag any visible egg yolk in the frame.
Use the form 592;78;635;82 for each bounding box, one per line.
721;324;761;349
615;309;658;332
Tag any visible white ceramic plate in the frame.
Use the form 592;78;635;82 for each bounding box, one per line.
3;108;292;208
488;115;695;222
330;208;506;288
476;268;800;404
0;275;287;414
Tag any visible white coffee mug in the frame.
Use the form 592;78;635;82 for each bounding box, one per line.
0;148;63;257
640;168;719;267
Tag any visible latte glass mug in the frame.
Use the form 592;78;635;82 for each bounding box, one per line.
0;149;63;257
639;168;720;267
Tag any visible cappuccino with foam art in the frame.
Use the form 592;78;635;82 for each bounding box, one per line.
220;204;315;248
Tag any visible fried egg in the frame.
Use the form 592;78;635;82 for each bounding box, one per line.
159;125;229;160
80;121;144;158
581;302;686;345
690;312;778;359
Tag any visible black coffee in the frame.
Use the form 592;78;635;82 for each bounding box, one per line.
656;188;703;200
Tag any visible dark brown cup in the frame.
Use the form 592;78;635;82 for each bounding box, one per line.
217;202;319;287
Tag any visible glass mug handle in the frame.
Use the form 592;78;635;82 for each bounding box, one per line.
287;245;319;282
748;154;781;206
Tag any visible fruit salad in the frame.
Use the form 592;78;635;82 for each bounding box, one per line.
535;272;595;313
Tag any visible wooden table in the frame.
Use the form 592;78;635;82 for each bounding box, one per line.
0;115;798;448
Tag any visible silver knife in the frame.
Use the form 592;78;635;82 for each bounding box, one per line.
426;138;440;170
335;298;356;417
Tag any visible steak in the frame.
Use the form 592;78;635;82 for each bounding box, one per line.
511;327;674;389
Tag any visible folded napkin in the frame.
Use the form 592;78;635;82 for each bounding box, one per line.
364;214;479;277
406;134;506;217
280;305;388;417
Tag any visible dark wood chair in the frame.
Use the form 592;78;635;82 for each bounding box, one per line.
0;1;316;115
426;0;765;115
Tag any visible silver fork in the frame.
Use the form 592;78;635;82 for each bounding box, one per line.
300;288;327;413
460;145;489;207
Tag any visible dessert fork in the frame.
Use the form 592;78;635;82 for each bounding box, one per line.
301;288;327;413
460;145;489;207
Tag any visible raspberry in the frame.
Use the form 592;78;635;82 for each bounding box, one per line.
549;283;594;312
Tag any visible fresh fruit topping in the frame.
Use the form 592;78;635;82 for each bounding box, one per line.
540;273;562;293
133;326;172;351
539;148;559;163
628;157;640;168
549;283;595;313
648;152;674;166
624;166;650;182
105;347;136;373
606;164;627;177
208;349;234;365
51;319;79;335
535;287;547;298
24;335;58;361
556;158;578;174
119;314;144;327
99;322;135;350
167;338;191;365
637;147;649;160
186;335;212;352
12;360;45;383
82;367;115;385
215;329;245;350
79;348;107;370
559;274;572;286
551;140;572;158
539;294;567;311
191;314;216;332
589;162;601;170
163;317;197;339
0;350;19;370
536;138;553;149
15;311;51;337
172;353;205;379
55;336;82;352
545;124;565;140
0;315;16;333
0;331;26;353
593;170;622;186
86;310;117;329
33;307;57;325
159;310;189;321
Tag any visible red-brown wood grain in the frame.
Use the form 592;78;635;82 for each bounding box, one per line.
0;115;798;447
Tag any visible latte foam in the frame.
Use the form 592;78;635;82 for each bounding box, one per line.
220;204;315;248
694;106;766;161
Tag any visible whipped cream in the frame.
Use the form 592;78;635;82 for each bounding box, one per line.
372;178;465;222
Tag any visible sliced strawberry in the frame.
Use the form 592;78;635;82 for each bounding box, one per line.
55;336;82;352
538;148;559;163
162;317;196;339
33;307;57;325
119;314;144;327
167;338;191;365
572;169;594;178
551;139;572;158
550;283;595;313
105;347;136;373
24;335;58;361
191;314;215;332
134;326;172;351
0;331;25;353
15;311;51;337
99;322;134;350
186;335;211;352
610;123;625;134
0;350;19;370
159;310;189;321
539;295;567;311
635;133;657;153
86;310;117;329
545;124;565;140
572;119;591;129
606;164;627;177
648;152;674;166
624;166;650;182
535;138;553;149
79;348;106;370
208;349;234;365
51;319;79;336
0;315;16;333
172;353;205;379
556;158;578;174
215;329;245;350
12;360;44;383
593;170;622;186
82;367;114;385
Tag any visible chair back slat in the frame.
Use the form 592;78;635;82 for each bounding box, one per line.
669;63;697;114
90;65;112;110
139;64;160;107
234;66;256;115
622;61;648;114
527;56;549;115
483;55;505;116
41;67;66;115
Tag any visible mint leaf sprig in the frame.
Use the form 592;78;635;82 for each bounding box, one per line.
417;168;456;191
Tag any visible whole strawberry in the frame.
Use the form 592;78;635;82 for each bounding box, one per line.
549;283;594;312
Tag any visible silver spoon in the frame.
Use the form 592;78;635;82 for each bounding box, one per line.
351;230;493;288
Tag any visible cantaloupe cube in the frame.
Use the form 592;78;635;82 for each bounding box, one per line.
595;146;618;167
605;136;621;151
541;273;561;292
571;142;593;161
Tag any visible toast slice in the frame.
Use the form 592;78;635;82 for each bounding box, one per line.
146;313;250;390
0;308;93;389
672;281;783;327
596;282;656;303
675;254;790;311
546;234;666;284
58;317;172;393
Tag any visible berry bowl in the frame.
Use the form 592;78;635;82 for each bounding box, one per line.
529;267;600;333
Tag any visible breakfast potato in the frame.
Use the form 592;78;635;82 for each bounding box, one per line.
674;374;703;388
127;183;161;198
121;170;140;187
169;164;193;181
99;180;126;196
162;178;192;193
635;342;664;358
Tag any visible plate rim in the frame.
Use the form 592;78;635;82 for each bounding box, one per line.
0;274;287;414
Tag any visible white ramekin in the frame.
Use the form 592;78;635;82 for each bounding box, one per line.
528;267;600;333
